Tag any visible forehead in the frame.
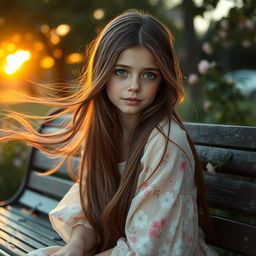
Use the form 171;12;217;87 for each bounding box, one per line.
115;46;158;68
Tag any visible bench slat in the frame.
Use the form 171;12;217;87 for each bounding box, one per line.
0;207;60;240
0;230;34;254
18;190;58;215
5;206;53;230
28;172;73;200
209;215;256;255
0;241;24;256
205;175;256;217
196;145;256;176
0;248;13;256
0;222;46;249
185;122;256;150
0;217;63;247
32;150;79;177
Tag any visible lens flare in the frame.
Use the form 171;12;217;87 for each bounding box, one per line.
4;50;32;75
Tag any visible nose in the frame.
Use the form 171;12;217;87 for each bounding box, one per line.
128;76;140;92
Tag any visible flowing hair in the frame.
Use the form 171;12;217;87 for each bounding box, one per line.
0;9;209;253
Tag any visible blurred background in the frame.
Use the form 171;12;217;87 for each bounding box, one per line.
0;1;255;252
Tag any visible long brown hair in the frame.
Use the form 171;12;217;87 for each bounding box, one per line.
0;9;209;253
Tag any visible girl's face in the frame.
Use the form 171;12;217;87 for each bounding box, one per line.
106;46;162;124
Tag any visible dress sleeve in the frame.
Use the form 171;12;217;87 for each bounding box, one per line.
111;120;208;256
49;182;92;243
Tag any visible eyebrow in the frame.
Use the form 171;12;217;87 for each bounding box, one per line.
114;64;160;72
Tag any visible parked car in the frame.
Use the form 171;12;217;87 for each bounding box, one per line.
225;69;256;99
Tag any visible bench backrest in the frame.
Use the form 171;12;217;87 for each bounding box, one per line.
4;112;256;255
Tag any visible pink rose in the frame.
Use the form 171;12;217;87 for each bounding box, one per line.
144;190;152;197
129;236;137;243
220;19;229;30
203;100;211;112
202;42;213;55
187;235;193;243
187;73;198;85
141;182;149;190
242;40;252;48
206;162;216;176
245;19;254;30
151;220;161;229
179;160;187;172
160;218;166;227
149;228;158;239
198;60;211;74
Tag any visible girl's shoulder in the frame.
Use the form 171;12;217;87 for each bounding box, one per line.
146;116;194;165
149;117;188;148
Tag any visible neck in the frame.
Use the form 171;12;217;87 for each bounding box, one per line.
120;114;137;135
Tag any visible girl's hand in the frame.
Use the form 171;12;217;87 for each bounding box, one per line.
52;239;85;256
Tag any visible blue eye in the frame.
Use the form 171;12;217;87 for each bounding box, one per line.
143;72;156;80
115;69;127;77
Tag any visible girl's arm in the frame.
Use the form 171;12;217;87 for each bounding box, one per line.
52;224;97;256
70;224;97;253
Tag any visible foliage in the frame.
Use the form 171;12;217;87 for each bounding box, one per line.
184;0;256;125
0;141;28;201
186;60;256;125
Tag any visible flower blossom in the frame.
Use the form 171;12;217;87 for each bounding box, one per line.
206;162;216;176
220;19;229;30
198;60;211;74
202;42;213;55
245;19;254;30
242;40;252;48
187;73;198;85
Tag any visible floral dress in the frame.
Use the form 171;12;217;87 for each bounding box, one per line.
27;118;218;256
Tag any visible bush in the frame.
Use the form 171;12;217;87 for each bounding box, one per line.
0;141;28;201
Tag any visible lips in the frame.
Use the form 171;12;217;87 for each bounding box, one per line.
123;97;140;101
122;97;141;105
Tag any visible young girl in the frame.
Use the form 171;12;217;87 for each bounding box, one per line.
1;9;218;256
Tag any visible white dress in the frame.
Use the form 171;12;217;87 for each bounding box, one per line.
27;119;218;256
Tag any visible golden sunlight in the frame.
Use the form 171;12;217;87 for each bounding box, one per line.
4;50;32;75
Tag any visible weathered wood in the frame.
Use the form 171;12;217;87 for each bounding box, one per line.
196;145;256;176
28;172;73;199
17;190;59;215
32;150;79;177
185;122;256;150
205;175;256;217
209;215;256;256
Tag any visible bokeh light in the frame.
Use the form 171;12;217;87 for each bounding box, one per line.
93;9;105;20
6;43;16;53
53;49;63;58
4;50;32;75
40;24;50;34
40;56;55;69
50;30;60;45
33;41;45;51
65;53;83;64
56;24;71;36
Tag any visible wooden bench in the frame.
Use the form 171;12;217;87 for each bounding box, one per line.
0;111;256;256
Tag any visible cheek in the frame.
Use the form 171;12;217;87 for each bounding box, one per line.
106;79;122;101
146;84;160;99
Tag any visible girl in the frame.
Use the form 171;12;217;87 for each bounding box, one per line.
1;9;218;256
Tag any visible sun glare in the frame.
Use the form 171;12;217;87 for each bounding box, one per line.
4;50;32;75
